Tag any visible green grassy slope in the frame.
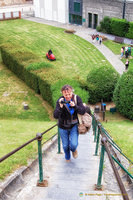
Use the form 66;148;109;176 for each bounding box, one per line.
0;54;56;180
0;19;113;81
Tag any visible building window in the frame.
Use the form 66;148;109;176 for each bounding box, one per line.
74;2;80;13
94;14;98;29
69;14;82;25
88;13;92;28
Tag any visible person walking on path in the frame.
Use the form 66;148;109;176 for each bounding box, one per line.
99;36;102;45
125;59;129;71
128;46;131;56
91;34;95;43
120;47;124;58
96;34;99;43
53;85;85;162
125;46;129;58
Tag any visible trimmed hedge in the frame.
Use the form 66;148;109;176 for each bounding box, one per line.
126;22;133;39
97;17;133;39
1;44;41;93
113;70;133;120
111;18;129;37
0;44;89;108
86;65;119;104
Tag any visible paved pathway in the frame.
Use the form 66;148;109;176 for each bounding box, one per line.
23;16;125;75
1;128;122;200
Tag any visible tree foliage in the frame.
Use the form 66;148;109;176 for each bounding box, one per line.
113;70;133;120
87;65;119;104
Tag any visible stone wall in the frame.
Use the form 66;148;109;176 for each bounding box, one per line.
83;0;133;28
0;0;31;7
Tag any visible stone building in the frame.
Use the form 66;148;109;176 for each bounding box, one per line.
34;0;133;28
0;0;32;7
83;0;133;28
34;0;68;23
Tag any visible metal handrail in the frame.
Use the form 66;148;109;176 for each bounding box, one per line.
93;115;132;200
93;116;121;152
107;139;133;165
0;136;37;163
0;124;57;163
99;124;133;164
102;137;129;200
112;155;133;179
99;121;122;152
93;115;132;164
0;123;58;187
98;125;133;180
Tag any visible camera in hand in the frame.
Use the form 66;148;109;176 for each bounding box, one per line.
60;100;70;104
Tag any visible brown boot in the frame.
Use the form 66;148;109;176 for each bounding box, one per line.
66;159;71;163
72;149;78;159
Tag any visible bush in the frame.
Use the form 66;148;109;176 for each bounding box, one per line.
110;18;129;37
126;22;133;39
86;66;119;104
96;25;102;32
99;16;111;34
113;70;133;120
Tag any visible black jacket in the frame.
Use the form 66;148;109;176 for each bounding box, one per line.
53;94;85;129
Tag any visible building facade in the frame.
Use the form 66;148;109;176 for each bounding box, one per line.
34;0;68;23
82;0;133;28
69;0;82;25
0;0;32;7
34;0;133;28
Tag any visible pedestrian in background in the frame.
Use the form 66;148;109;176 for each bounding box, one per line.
128;46;131;56
120;47;124;58
96;35;99;43
125;46;129;58
125;59;129;71
91;34;95;43
99;36;102;45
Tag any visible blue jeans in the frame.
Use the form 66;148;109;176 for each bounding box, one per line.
59;124;79;160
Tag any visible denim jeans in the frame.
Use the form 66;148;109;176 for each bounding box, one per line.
59;124;79;160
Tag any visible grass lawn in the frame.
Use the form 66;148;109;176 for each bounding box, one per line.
0;120;57;180
0;19;132;180
103;40;133;70
0;19;113;82
0;54;57;180
102;112;133;164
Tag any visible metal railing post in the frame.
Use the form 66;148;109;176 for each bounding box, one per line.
92;115;94;131
58;127;61;154
94;120;97;142
94;125;100;156
95;137;106;189
36;133;48;187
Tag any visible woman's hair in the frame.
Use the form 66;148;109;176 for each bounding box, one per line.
61;85;74;92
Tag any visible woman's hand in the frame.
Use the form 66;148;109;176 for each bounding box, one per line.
59;98;64;108
69;101;75;107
